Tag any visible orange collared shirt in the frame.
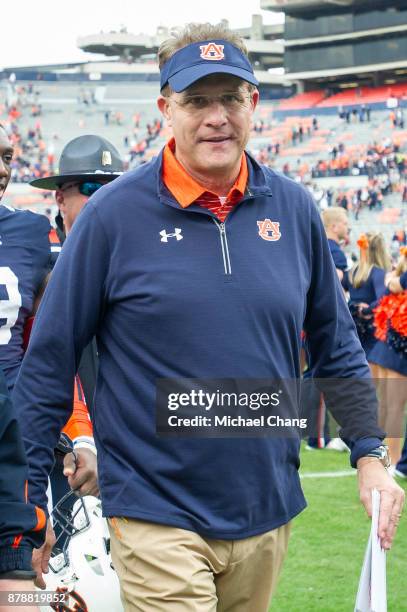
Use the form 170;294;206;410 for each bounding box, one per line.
162;138;248;222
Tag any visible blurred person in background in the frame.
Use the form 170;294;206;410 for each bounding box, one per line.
321;206;350;290
348;232;391;377
370;248;407;468
303;207;352;453
28;135;124;584
385;252;407;478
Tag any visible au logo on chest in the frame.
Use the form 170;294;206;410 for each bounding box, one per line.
257;219;281;242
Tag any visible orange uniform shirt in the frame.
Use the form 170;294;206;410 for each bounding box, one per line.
62;376;93;440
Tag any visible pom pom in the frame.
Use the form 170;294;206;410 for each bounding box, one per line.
374;292;407;354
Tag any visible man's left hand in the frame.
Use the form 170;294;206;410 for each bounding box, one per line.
32;521;56;590
357;457;405;549
63;448;99;497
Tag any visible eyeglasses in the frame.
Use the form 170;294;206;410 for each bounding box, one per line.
172;92;252;113
59;181;105;196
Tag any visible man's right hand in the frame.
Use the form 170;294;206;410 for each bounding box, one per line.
357;457;405;549
32;521;56;590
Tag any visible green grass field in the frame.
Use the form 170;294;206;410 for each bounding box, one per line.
270;445;407;611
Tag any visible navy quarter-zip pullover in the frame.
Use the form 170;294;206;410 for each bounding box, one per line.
13;152;384;539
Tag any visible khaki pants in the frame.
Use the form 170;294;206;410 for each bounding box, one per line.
108;517;290;612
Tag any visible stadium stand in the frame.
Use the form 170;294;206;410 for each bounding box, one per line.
317;84;407;109
1;78;406;255
277;90;326;111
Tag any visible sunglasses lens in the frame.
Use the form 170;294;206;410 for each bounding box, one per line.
80;182;104;196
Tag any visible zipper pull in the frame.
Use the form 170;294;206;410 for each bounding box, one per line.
219;222;225;234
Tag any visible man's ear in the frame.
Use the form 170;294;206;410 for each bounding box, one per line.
157;96;172;126
55;190;65;212
251;88;260;112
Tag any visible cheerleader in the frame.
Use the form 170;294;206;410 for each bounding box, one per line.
387;248;407;295
348;232;391;376
370;247;407;467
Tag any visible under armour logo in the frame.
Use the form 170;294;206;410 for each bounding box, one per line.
159;228;183;242
199;42;225;61
257;219;281;242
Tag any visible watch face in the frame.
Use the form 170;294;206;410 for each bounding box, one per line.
380;445;391;468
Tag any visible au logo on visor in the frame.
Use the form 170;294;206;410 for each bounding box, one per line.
200;42;225;61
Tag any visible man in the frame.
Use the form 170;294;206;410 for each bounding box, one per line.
304;206;352;451
31;134;123;238
30;134;124;411
321;206;350;288
0;125;51;391
0;128;93;532
0;128;120;587
0;124;98;591
0;125;45;610
13;24;404;611
29;134;124;573
322;206;351;424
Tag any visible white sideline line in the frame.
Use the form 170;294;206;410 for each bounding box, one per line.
300;470;355;479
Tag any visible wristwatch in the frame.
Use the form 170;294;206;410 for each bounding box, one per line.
364;444;391;469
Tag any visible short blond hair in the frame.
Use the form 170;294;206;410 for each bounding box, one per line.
158;22;249;69
158;22;254;96
321;207;347;230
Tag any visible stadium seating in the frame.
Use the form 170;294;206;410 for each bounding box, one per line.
317;83;407;108
2;79;405;249
275;83;407;112
277;91;326;111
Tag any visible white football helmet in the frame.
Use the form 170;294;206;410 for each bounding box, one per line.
39;491;123;612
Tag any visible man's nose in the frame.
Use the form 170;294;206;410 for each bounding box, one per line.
203;99;228;126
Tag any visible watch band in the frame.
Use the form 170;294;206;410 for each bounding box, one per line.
365;445;391;469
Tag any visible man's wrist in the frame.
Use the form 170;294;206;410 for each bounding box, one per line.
73;437;97;455
350;437;385;468
0;546;35;577
357;444;390;469
357;456;384;469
